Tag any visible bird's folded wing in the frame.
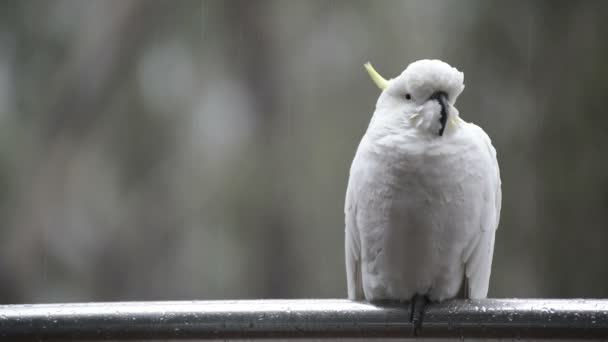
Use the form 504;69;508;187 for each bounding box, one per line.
465;227;496;299
464;132;502;299
345;178;364;300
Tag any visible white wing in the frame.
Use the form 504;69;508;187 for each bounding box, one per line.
463;126;502;299
345;153;364;300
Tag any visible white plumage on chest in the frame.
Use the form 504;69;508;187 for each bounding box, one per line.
345;118;500;302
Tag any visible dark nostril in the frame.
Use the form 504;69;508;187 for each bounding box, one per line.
428;91;448;102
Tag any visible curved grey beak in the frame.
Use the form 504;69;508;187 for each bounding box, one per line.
428;91;448;136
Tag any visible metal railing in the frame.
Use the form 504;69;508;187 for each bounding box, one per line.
0;299;607;340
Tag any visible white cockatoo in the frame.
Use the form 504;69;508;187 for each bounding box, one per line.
345;60;501;306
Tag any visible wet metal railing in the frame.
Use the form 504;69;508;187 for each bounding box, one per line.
0;299;607;340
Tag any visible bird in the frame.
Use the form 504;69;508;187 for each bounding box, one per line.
344;60;501;312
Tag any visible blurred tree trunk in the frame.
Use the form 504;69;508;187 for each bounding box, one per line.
222;0;294;298
9;0;175;301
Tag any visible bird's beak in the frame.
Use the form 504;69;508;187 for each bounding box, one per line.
428;91;449;136
364;62;388;90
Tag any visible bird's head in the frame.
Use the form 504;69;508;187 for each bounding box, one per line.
365;59;465;137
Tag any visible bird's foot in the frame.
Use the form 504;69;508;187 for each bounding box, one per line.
409;294;428;336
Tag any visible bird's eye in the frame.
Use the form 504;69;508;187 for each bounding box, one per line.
405;93;412;100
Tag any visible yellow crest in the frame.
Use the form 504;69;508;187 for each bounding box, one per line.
364;62;388;90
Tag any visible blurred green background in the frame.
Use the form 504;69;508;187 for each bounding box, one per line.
0;0;607;303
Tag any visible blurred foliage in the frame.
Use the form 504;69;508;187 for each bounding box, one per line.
0;0;607;303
